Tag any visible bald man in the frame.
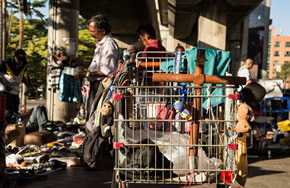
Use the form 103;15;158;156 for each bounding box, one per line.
238;58;254;91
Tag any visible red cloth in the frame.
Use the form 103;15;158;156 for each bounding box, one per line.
142;40;166;57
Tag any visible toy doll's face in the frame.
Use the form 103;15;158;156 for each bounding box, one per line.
101;102;113;116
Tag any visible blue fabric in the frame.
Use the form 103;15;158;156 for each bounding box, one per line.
59;71;80;103
185;47;231;108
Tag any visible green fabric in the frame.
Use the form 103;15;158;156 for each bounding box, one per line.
185;47;231;108
160;56;187;73
160;56;188;86
159;47;231;108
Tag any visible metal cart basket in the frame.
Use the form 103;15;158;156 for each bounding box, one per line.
111;50;245;187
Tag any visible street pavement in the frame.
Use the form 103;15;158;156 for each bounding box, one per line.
16;152;290;188
26;98;46;110
19;99;290;188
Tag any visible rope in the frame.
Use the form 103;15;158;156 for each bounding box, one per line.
183;169;195;188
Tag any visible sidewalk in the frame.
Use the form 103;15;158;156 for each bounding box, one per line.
16;167;185;188
17;167;113;188
25;98;46;111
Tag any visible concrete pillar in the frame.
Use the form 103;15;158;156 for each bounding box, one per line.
2;0;6;61
228;22;243;76
261;0;271;79
47;0;79;122
240;16;249;67
147;0;160;39
197;3;227;50
155;0;193;51
0;0;3;61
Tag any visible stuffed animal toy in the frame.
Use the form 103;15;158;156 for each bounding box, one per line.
100;100;114;137
234;102;254;133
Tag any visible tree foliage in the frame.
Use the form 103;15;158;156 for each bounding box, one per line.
7;15;48;86
78;29;95;63
78;16;95;62
5;1;96;87
6;0;48;87
281;61;290;83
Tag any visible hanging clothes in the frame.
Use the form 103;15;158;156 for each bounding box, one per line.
185;47;231;108
59;71;80;103
47;58;64;90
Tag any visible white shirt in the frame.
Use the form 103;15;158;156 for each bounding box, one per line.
237;65;251;91
88;34;119;81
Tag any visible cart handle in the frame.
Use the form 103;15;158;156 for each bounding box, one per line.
152;73;246;85
138;61;161;68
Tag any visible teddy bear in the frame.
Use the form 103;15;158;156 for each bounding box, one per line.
100;100;114;137
233;102;254;133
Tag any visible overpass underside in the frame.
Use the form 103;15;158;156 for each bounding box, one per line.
79;0;262;51
47;0;265;122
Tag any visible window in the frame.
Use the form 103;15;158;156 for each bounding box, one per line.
274;51;280;56
286;42;290;47
285;51;290;57
274;41;280;47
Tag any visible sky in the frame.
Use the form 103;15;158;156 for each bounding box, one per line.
34;0;289;36
270;0;290;36
30;0;49;20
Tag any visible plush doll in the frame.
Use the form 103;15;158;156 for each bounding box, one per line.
100;100;114;137
234;102;254;133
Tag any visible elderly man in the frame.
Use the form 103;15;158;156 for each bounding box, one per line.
72;14;119;119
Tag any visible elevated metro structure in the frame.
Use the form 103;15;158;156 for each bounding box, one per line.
47;0;268;122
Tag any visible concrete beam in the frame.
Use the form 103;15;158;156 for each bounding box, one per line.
158;0;168;26
227;0;261;6
168;0;176;37
198;3;227;50
167;0;200;40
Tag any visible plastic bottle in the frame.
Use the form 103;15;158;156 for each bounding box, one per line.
17;118;22;124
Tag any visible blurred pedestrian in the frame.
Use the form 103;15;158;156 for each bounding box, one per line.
0;49;32;124
237;58;254;91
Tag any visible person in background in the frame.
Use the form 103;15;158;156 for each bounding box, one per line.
175;45;185;53
237;58;254;91
0;49;31;187
123;45;138;62
136;23;166;58
0;49;32;124
71;14;120;119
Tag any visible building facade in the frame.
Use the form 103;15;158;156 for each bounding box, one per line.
268;26;290;88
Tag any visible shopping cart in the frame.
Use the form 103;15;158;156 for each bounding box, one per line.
111;50;246;187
